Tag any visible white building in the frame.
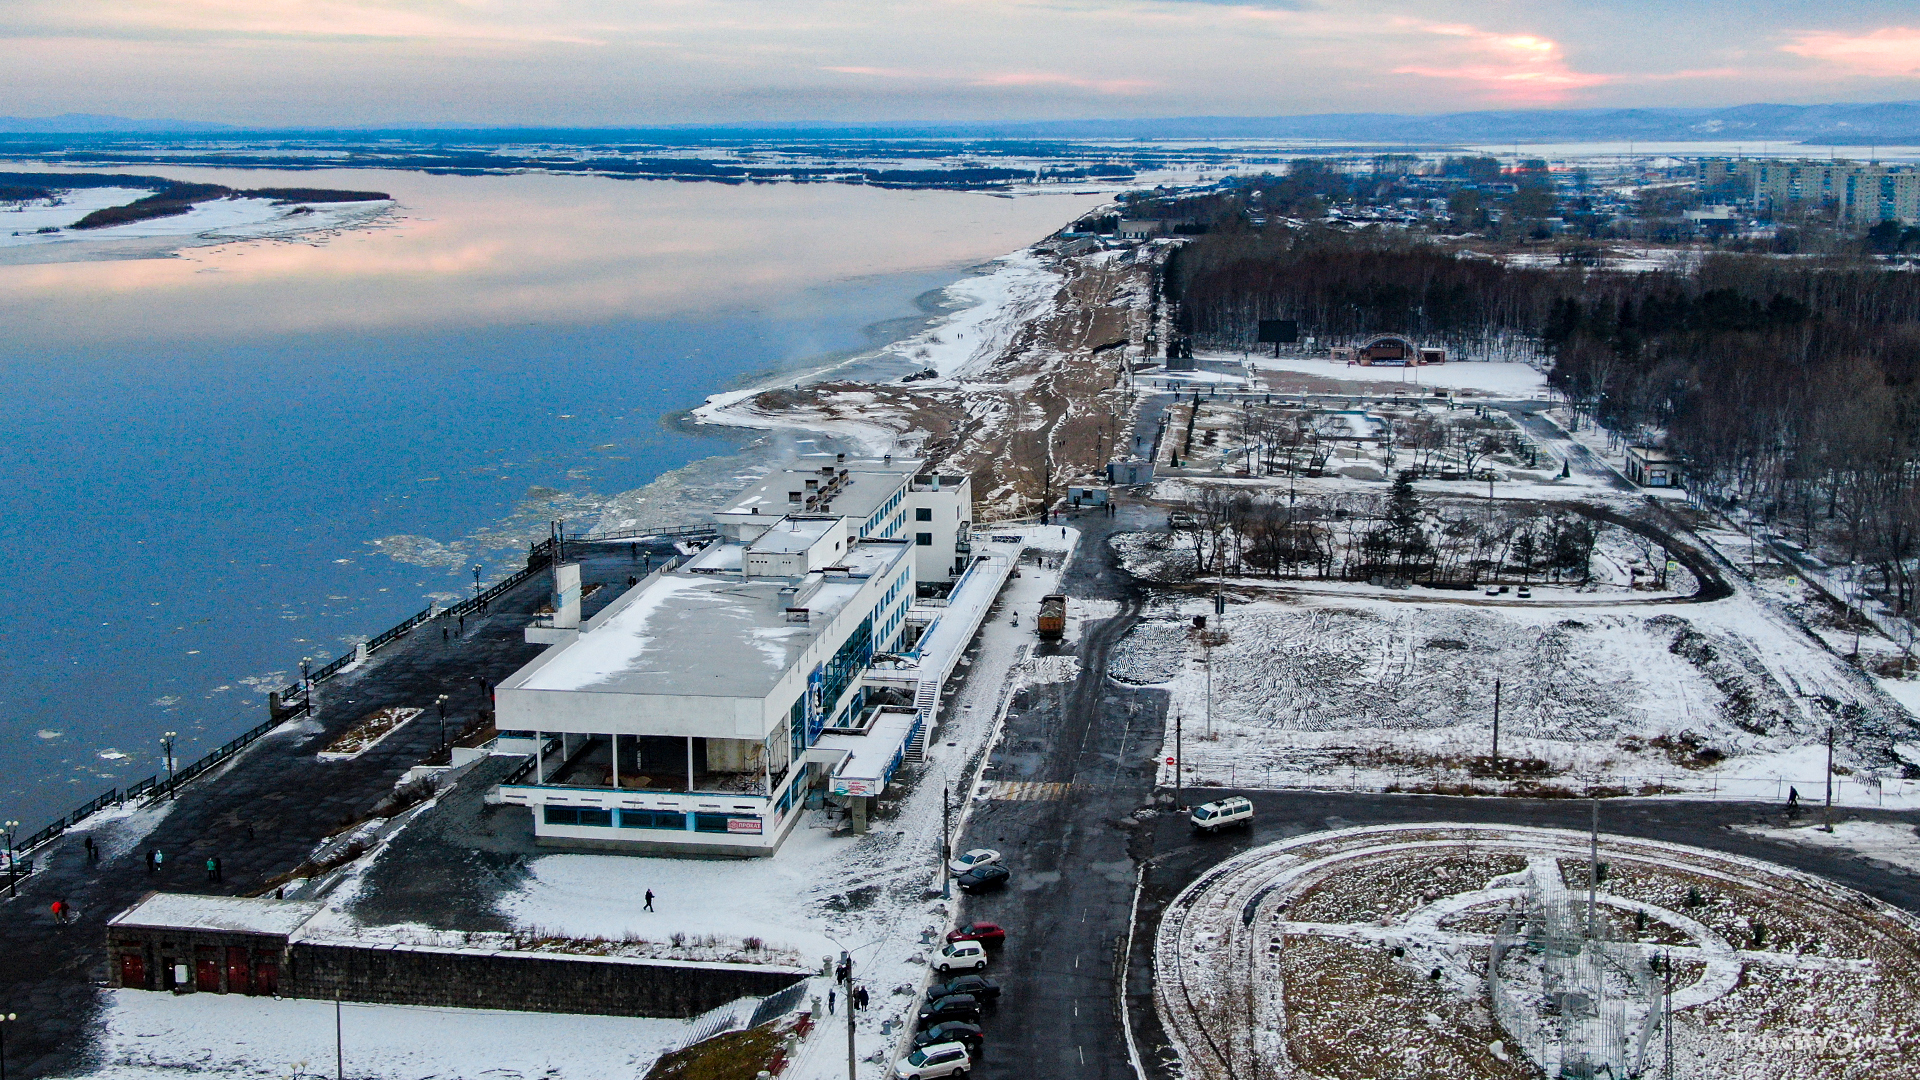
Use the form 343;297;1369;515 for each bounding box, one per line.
492;456;977;856
714;456;973;586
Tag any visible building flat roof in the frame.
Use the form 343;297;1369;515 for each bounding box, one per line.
109;892;323;936
718;457;920;526
748;517;838;554
507;540;909;700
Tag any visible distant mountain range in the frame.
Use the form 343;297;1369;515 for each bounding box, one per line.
4;101;1919;144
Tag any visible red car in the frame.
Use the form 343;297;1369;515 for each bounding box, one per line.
946;921;1006;947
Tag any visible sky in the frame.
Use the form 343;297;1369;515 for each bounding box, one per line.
3;0;1919;125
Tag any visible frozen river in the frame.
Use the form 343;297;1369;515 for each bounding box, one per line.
0;165;1103;830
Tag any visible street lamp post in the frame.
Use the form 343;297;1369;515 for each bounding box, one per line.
436;695;449;750
940;785;952;900
161;732;178;799
472;564;483;599
1;1010;17;1080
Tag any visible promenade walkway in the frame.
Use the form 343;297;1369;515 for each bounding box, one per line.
0;540;674;1078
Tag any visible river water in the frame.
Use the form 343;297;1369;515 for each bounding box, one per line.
0;167;1103;830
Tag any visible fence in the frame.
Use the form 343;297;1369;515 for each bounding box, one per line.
747;979;812;1028
271;537;563;710
580;523;719;544
7;784;122;861
1163;760;1917;808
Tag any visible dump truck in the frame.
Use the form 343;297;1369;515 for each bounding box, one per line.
1036;594;1067;639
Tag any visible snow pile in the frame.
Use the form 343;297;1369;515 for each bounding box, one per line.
1239;353;1550;396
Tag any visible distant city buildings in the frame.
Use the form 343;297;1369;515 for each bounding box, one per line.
1700;158;1920;225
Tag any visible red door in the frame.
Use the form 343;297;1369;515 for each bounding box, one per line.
254;960;278;997
195;956;220;992
225;948;251;995
119;952;146;989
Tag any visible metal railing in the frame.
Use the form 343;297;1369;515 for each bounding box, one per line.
272;538;564;709
579;522;719;543
8;784;122;860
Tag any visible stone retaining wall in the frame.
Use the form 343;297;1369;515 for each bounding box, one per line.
285;941;807;1018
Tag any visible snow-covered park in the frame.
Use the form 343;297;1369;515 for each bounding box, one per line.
1158;824;1920;1080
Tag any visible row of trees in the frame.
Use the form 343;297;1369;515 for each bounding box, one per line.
1182;474;1602;585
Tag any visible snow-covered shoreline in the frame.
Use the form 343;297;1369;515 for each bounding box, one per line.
0;193;394;263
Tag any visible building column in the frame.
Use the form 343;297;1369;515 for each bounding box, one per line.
536;731;545;783
611;733;620;790
686;736;695;793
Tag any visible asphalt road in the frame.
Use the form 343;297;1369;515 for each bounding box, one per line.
950;491;1920;1080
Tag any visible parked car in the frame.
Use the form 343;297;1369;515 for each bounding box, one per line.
1168;511;1198;530
1517;586;1532;598
957;864;1011;894
1483;585;1499;596
917;993;983;1029
897;1042;972;1080
1190;796;1254;833
926;975;1001;1004
913;1022;984;1056
946;922;1006;947
948;848;1002;875
934;940;990;973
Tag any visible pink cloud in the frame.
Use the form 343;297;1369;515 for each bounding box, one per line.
1781;26;1920;77
1394;22;1611;103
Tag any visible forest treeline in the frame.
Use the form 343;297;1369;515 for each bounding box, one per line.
1169;225;1920;609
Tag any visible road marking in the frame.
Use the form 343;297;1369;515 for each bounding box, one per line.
985;781;1077;801
1079;1045;1085;1065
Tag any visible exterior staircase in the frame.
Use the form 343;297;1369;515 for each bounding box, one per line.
906;677;940;761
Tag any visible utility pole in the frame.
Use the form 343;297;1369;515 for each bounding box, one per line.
842;950;856;1080
1204;643;1213;738
1491;678;1501;766
1663;950;1674;1080
1587;799;1599;939
1174;711;1183;802
1823;725;1836;833
335;994;343;1080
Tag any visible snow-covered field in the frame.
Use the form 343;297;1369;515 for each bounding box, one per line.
1239;353;1551;396
1115;583;1919;805
80;990;685;1080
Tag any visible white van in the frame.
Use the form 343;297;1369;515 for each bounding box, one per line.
1190;796;1253;832
898;1042;972;1080
934;940;989;974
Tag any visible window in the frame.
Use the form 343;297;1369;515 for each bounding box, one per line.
544;805;612;827
618;809;686;830
916;533;933;546
695;813;761;834
915;507;932;521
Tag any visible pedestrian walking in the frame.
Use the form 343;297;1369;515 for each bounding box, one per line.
50;900;62;924
443;626;449;643
206;856;218;883
854;986;868;1010
458;615;465;635
84;836;95;862
245;823;254;842
827;988;836;1015
644;889;655;912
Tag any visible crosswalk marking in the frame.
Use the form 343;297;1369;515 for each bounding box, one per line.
984;780;1077;802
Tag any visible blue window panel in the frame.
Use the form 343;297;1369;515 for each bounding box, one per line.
618;809;687;830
